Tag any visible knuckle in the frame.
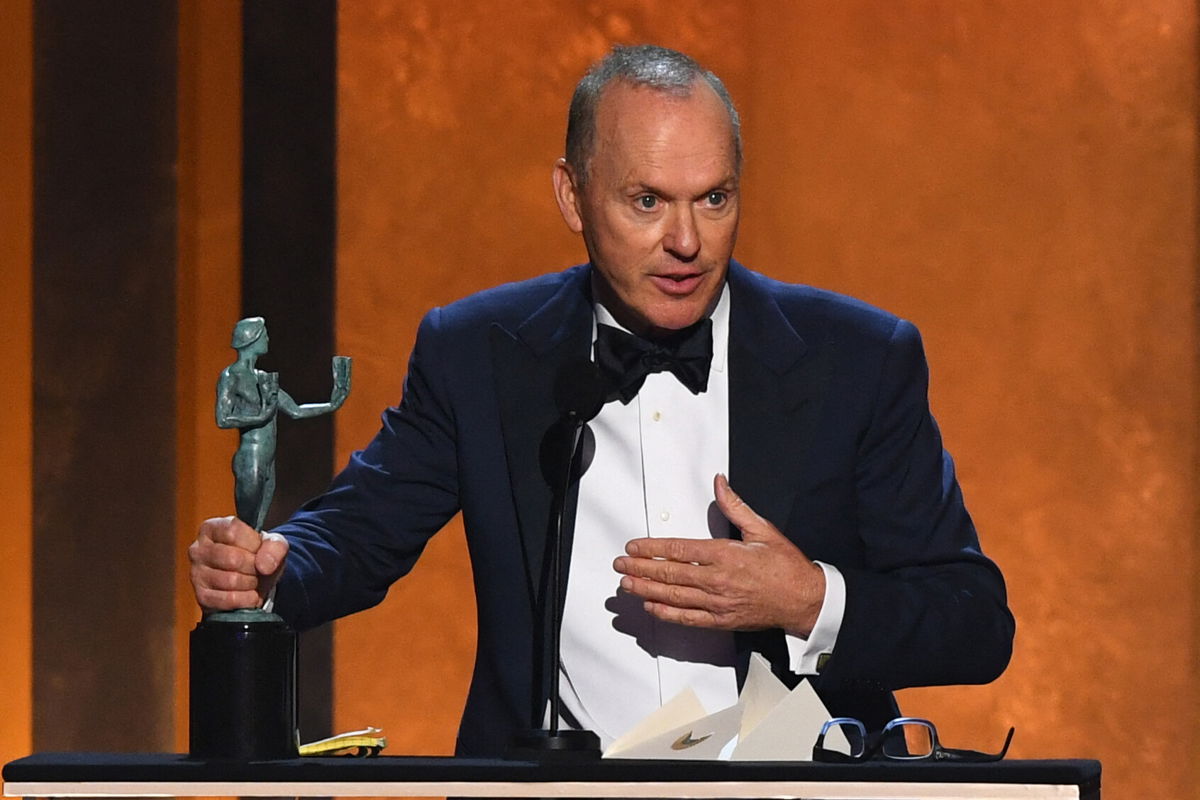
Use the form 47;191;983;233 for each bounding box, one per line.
666;541;690;561
216;571;255;592
205;517;235;543
213;547;240;571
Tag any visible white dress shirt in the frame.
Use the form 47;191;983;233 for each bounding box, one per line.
557;285;846;748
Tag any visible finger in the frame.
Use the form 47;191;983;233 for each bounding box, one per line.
642;601;725;629
190;557;263;612
201;516;263;552
713;473;778;543
623;536;721;564
193;563;259;593
196;516;232;543
194;585;263;613
189;538;257;575
614;554;712;590
256;531;289;576
619;574;717;610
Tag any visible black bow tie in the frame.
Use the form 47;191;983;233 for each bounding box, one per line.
594;320;713;403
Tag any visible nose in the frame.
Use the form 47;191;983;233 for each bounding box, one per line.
662;204;700;261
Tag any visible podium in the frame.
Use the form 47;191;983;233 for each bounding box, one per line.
4;753;1100;799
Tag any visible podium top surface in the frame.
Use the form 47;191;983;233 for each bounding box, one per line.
3;752;1101;799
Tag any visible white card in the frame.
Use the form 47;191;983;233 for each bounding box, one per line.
732;654;848;760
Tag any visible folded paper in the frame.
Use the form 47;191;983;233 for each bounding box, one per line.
602;653;849;760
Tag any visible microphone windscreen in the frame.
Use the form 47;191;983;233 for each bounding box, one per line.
554;360;609;423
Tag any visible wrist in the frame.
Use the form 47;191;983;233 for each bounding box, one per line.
781;560;826;636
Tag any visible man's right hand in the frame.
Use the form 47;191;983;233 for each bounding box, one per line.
188;516;289;613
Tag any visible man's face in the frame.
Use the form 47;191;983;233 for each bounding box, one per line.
554;80;740;338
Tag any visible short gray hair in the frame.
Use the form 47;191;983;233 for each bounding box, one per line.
565;44;742;186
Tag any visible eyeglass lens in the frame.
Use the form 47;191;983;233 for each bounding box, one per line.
880;719;935;759
822;719;867;758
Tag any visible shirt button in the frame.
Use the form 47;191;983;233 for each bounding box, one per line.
652;410;662;422
660;511;670;522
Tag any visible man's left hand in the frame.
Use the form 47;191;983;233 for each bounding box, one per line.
613;473;826;635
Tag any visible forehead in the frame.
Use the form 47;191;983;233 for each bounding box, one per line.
590;81;737;186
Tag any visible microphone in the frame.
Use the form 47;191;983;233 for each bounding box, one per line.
538;360;608;490
554;359;608;424
513;360;609;759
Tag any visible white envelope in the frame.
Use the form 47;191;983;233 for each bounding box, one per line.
601;653;848;761
603;689;741;759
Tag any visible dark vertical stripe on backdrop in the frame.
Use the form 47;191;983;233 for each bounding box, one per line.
242;1;337;743
31;1;179;751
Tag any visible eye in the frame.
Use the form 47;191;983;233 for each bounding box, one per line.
636;195;659;211
705;191;727;208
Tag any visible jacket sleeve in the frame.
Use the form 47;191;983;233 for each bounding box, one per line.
817;318;1014;693
270;307;461;631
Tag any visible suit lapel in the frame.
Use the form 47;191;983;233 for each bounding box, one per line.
489;268;594;608
726;262;833;686
727;262;830;528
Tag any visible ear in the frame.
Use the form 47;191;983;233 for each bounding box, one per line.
552;157;585;234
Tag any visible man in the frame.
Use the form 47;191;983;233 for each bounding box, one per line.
190;45;1014;755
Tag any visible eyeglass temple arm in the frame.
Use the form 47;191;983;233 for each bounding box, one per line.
938;726;1016;761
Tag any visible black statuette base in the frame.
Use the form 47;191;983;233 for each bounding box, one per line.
189;610;298;760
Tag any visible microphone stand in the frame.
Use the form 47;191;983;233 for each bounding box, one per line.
510;362;607;759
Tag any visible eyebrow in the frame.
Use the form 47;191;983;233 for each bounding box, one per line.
624;176;739;199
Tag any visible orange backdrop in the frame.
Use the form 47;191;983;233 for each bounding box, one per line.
174;0;243;753
0;0;33;772
332;2;1197;798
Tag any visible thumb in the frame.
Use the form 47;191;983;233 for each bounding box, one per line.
713;473;778;543
255;531;289;577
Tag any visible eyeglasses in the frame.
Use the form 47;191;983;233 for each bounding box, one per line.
813;717;1015;763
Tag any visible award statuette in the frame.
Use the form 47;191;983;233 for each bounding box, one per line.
189;317;351;760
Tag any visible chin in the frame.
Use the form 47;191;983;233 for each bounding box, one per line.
642;305;710;335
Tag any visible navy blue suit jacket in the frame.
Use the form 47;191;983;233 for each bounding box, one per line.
274;261;1014;755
